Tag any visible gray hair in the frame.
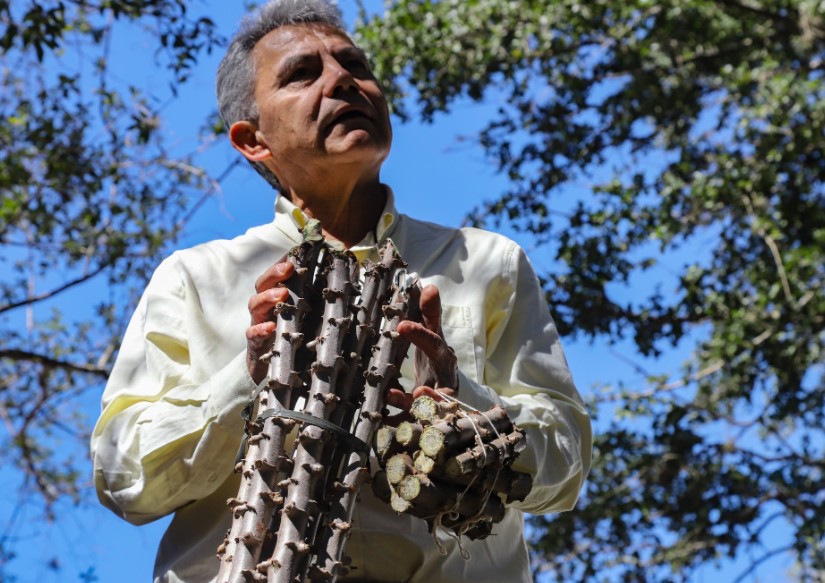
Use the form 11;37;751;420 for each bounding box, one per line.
216;0;347;191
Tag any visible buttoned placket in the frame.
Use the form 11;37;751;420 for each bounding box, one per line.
272;189;400;265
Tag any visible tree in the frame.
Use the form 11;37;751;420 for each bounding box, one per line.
357;0;825;580
0;0;221;575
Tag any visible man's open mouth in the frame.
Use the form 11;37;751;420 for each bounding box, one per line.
332;109;371;124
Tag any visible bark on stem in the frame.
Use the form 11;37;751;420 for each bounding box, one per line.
431;464;533;504
328;242;400;433
418;405;513;457
267;251;357;583
395;474;506;525
218;231;324;583
445;429;528;477
312;278;421;582
307;243;402;580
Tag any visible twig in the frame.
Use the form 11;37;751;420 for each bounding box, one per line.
742;196;794;305
732;544;794;583
0;265;108;315
0;349;109;378
175;159;241;230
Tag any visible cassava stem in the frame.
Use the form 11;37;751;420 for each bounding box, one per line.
311;276;421;581
218;226;324;583
373;395;533;541
305;243;404;575
221;236;431;582
267;251;358;583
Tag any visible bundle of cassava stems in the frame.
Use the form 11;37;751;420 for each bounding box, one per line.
217;222;533;583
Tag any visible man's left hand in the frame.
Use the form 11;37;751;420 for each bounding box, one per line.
388;284;458;411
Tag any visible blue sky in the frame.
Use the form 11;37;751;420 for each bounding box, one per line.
1;1;799;582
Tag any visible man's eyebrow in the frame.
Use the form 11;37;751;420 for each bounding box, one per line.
334;46;369;61
275;52;316;76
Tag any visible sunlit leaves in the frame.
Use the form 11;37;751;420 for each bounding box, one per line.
360;0;825;579
0;2;220;575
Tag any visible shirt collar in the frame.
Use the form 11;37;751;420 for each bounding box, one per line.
273;187;399;255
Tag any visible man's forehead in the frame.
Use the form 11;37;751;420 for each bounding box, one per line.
254;23;360;61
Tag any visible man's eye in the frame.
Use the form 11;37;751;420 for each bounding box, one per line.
346;59;370;75
287;67;314;83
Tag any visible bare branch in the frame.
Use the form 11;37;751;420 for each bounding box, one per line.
733;545;794;583
714;0;799;23
0;264;107;315
175;159;242;231
0;349;109;379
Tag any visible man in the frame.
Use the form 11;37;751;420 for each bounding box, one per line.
91;1;592;581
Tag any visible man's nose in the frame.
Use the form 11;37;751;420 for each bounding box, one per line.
322;61;356;98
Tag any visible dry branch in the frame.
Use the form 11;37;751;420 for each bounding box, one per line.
420;405;513;456
413;451;436;475
219;236;422;583
445;429;527;477
395;421;422;448
374;426;397;461
268;250;358;583
409;395;459;424
373;396;533;541
386;453;414;485
218;227;324;583
312;269;421;581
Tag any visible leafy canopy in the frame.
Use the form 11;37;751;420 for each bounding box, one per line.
358;0;825;580
0;0;221;575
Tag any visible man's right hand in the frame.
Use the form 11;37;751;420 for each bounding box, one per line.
246;260;294;384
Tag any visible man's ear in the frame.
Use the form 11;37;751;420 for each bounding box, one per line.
229;120;271;162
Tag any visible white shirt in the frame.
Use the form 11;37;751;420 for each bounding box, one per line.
91;189;592;582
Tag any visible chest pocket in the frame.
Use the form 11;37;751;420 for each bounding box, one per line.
397;304;479;390
440;304;479;383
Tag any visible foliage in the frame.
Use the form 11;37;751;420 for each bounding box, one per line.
0;0;221;575
358;0;825;580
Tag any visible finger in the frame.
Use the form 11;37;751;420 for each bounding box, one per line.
397;320;449;364
397;320;458;390
386;388;414;411
255;259;294;293
248;287;290;324
419;284;442;333
246;321;277;384
246;321;277;348
411;386;456;401
247;359;269;385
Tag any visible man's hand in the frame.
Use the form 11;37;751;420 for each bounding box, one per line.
389;284;458;411
246;260;294;384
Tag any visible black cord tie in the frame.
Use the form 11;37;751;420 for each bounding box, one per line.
235;378;371;464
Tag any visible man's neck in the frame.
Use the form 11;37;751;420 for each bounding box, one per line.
285;178;386;248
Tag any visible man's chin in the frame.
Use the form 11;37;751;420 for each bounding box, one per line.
324;130;391;161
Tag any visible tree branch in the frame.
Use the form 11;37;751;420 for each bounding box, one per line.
174;158;241;231
742;196;795;305
714;0;795;22
0;264;107;315
733;545;794;583
0;349;109;379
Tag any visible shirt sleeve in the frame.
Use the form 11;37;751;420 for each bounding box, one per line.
90;255;257;525
449;243;592;516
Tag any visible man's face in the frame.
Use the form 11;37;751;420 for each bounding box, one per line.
246;24;392;186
